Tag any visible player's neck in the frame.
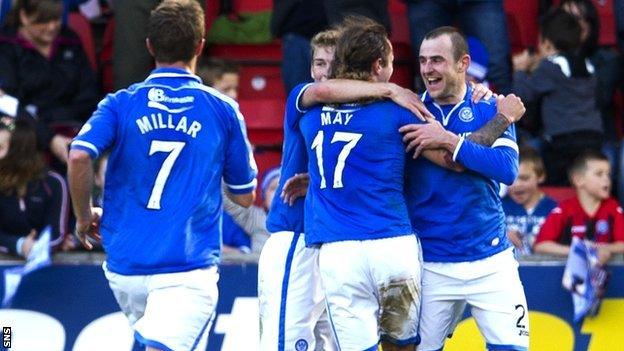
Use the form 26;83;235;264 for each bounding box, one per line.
434;81;467;105
577;190;602;217
155;61;194;73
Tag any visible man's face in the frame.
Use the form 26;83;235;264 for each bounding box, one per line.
311;46;335;82
419;35;467;104
213;73;239;100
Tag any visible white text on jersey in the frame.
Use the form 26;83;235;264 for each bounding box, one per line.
321;111;354;126
135;114;202;138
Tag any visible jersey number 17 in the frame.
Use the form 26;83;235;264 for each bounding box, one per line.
311;131;362;189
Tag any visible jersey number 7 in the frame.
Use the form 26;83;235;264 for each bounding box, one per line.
147;140;186;210
311;131;362;189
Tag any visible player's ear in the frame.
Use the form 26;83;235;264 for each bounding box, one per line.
145;38;155;57
194;38;206;57
372;58;383;75
458;54;470;73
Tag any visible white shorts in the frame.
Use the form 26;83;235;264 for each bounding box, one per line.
103;263;218;351
258;231;336;351
319;234;422;351
418;248;529;351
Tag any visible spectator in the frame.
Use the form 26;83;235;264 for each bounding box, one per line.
0;117;70;258
466;36;489;87
323;0;390;31
196;57;240;100
405;0;512;94
534;151;624;264
512;9;603;186
0;0;99;167
271;0;327;94
222;167;279;255
503;147;557;256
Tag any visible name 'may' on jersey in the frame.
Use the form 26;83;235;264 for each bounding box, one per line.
71;68;257;275
298;101;419;245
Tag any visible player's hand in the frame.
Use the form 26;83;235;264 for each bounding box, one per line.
399;120;458;158
388;84;435;122
75;207;102;250
469;82;495;103
281;173;310;206
496;94;525;123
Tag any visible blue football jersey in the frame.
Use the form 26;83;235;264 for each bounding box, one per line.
71;68;257;275
265;83;311;234
299;101;419;245
406;85;519;262
502;195;558;255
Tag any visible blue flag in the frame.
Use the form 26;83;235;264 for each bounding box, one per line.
562;237;609;323
2;227;52;307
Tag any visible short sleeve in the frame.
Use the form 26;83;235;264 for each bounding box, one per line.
223;106;258;194
70;94;118;158
611;202;624;242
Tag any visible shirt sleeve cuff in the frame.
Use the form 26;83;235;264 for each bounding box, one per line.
452;136;465;162
225;178;258;194
70;140;99;158
295;83;314;113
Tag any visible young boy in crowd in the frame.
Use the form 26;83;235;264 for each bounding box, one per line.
503;148;558;256
196;57;240;100
534;151;624;264
512;9;604;186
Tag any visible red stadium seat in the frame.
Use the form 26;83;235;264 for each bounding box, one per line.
234;0;272;13
67;12;97;71
239;98;285;146
99;18;115;93
541;186;576;203
504;0;539;52
253;147;282;205
388;0;415;89
238;65;285;100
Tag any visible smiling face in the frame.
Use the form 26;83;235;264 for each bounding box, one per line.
419;34;469;104
311;45;336;82
509;161;545;207
19;9;61;47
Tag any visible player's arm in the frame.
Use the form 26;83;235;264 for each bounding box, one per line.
68;149;102;250
300;80;434;121
67;95;117;249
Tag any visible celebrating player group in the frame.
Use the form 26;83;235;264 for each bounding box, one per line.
66;1;528;350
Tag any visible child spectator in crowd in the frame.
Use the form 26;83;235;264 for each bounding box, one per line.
222;168;278;254
503;148;558;256
534;151;624;264
512;9;603;186
0;117;70;258
196;57;240;100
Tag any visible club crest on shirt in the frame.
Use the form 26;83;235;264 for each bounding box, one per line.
596;219;610;235
458;107;474;122
295;339;308;351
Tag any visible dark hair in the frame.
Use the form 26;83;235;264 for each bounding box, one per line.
310;29;340;57
422;26;468;62
331;16;391;81
519;147;546;178
568;149;609;179
6;0;62;27
196;57;240;86
0;118;45;194
147;0;205;64
540;9;582;53
559;0;599;56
